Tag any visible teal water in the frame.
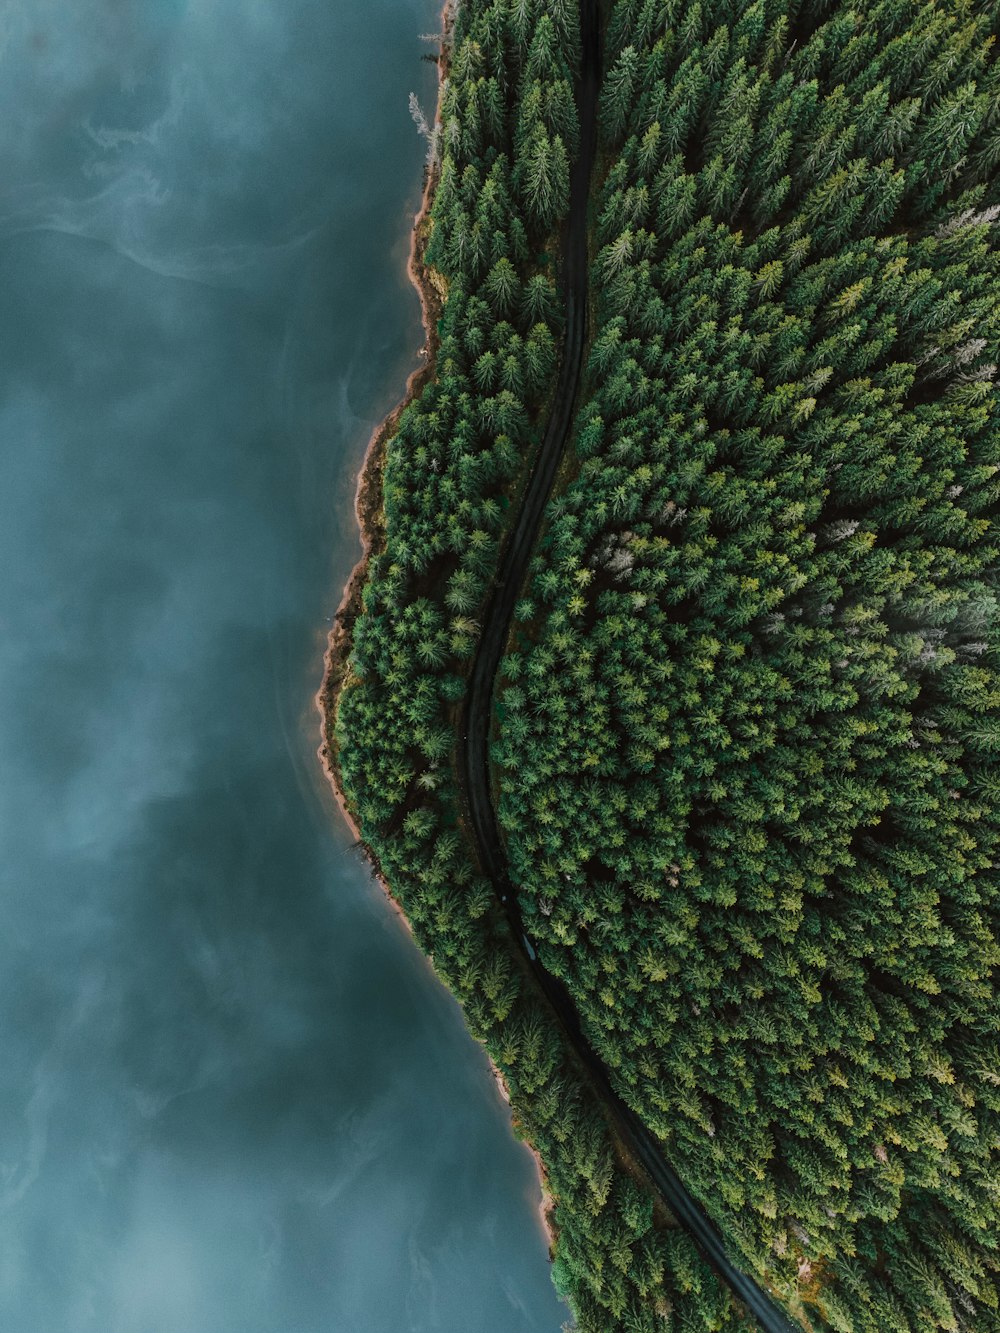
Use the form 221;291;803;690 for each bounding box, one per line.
0;3;568;1330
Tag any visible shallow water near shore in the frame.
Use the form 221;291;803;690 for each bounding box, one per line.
0;2;567;1329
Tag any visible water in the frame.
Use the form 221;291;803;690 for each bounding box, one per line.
0;3;568;1329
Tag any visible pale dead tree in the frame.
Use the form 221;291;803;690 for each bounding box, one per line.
761;612;785;636
820;518;860;543
919;635;943;666
408;92;441;167
605;548;634;580
408;91;431;138
958;361;997;384
589;530;637;581
420;0;459;44
953;337;988;367
937;203;1000;236
658;499;686;526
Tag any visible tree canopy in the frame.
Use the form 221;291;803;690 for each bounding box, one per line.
496;1;1000;1328
332;1;1000;1329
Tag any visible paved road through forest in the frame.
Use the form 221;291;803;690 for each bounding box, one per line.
459;3;801;1330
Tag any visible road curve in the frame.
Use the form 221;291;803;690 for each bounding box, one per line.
458;4;800;1331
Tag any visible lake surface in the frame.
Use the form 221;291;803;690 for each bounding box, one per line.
0;2;568;1329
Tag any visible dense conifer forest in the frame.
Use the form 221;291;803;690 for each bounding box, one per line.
329;0;1000;1328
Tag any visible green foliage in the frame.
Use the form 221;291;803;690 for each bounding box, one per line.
495;0;1000;1328
333;3;752;1330
337;0;1000;1328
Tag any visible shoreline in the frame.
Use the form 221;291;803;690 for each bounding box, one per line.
487;1056;558;1257
313;0;557;1247
314;3;450;936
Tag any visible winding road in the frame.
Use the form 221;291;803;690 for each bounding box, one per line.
459;4;800;1330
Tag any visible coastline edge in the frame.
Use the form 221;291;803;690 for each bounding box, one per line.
312;0;558;1259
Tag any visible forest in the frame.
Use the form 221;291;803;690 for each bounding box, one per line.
332;1;757;1329
330;0;1000;1329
